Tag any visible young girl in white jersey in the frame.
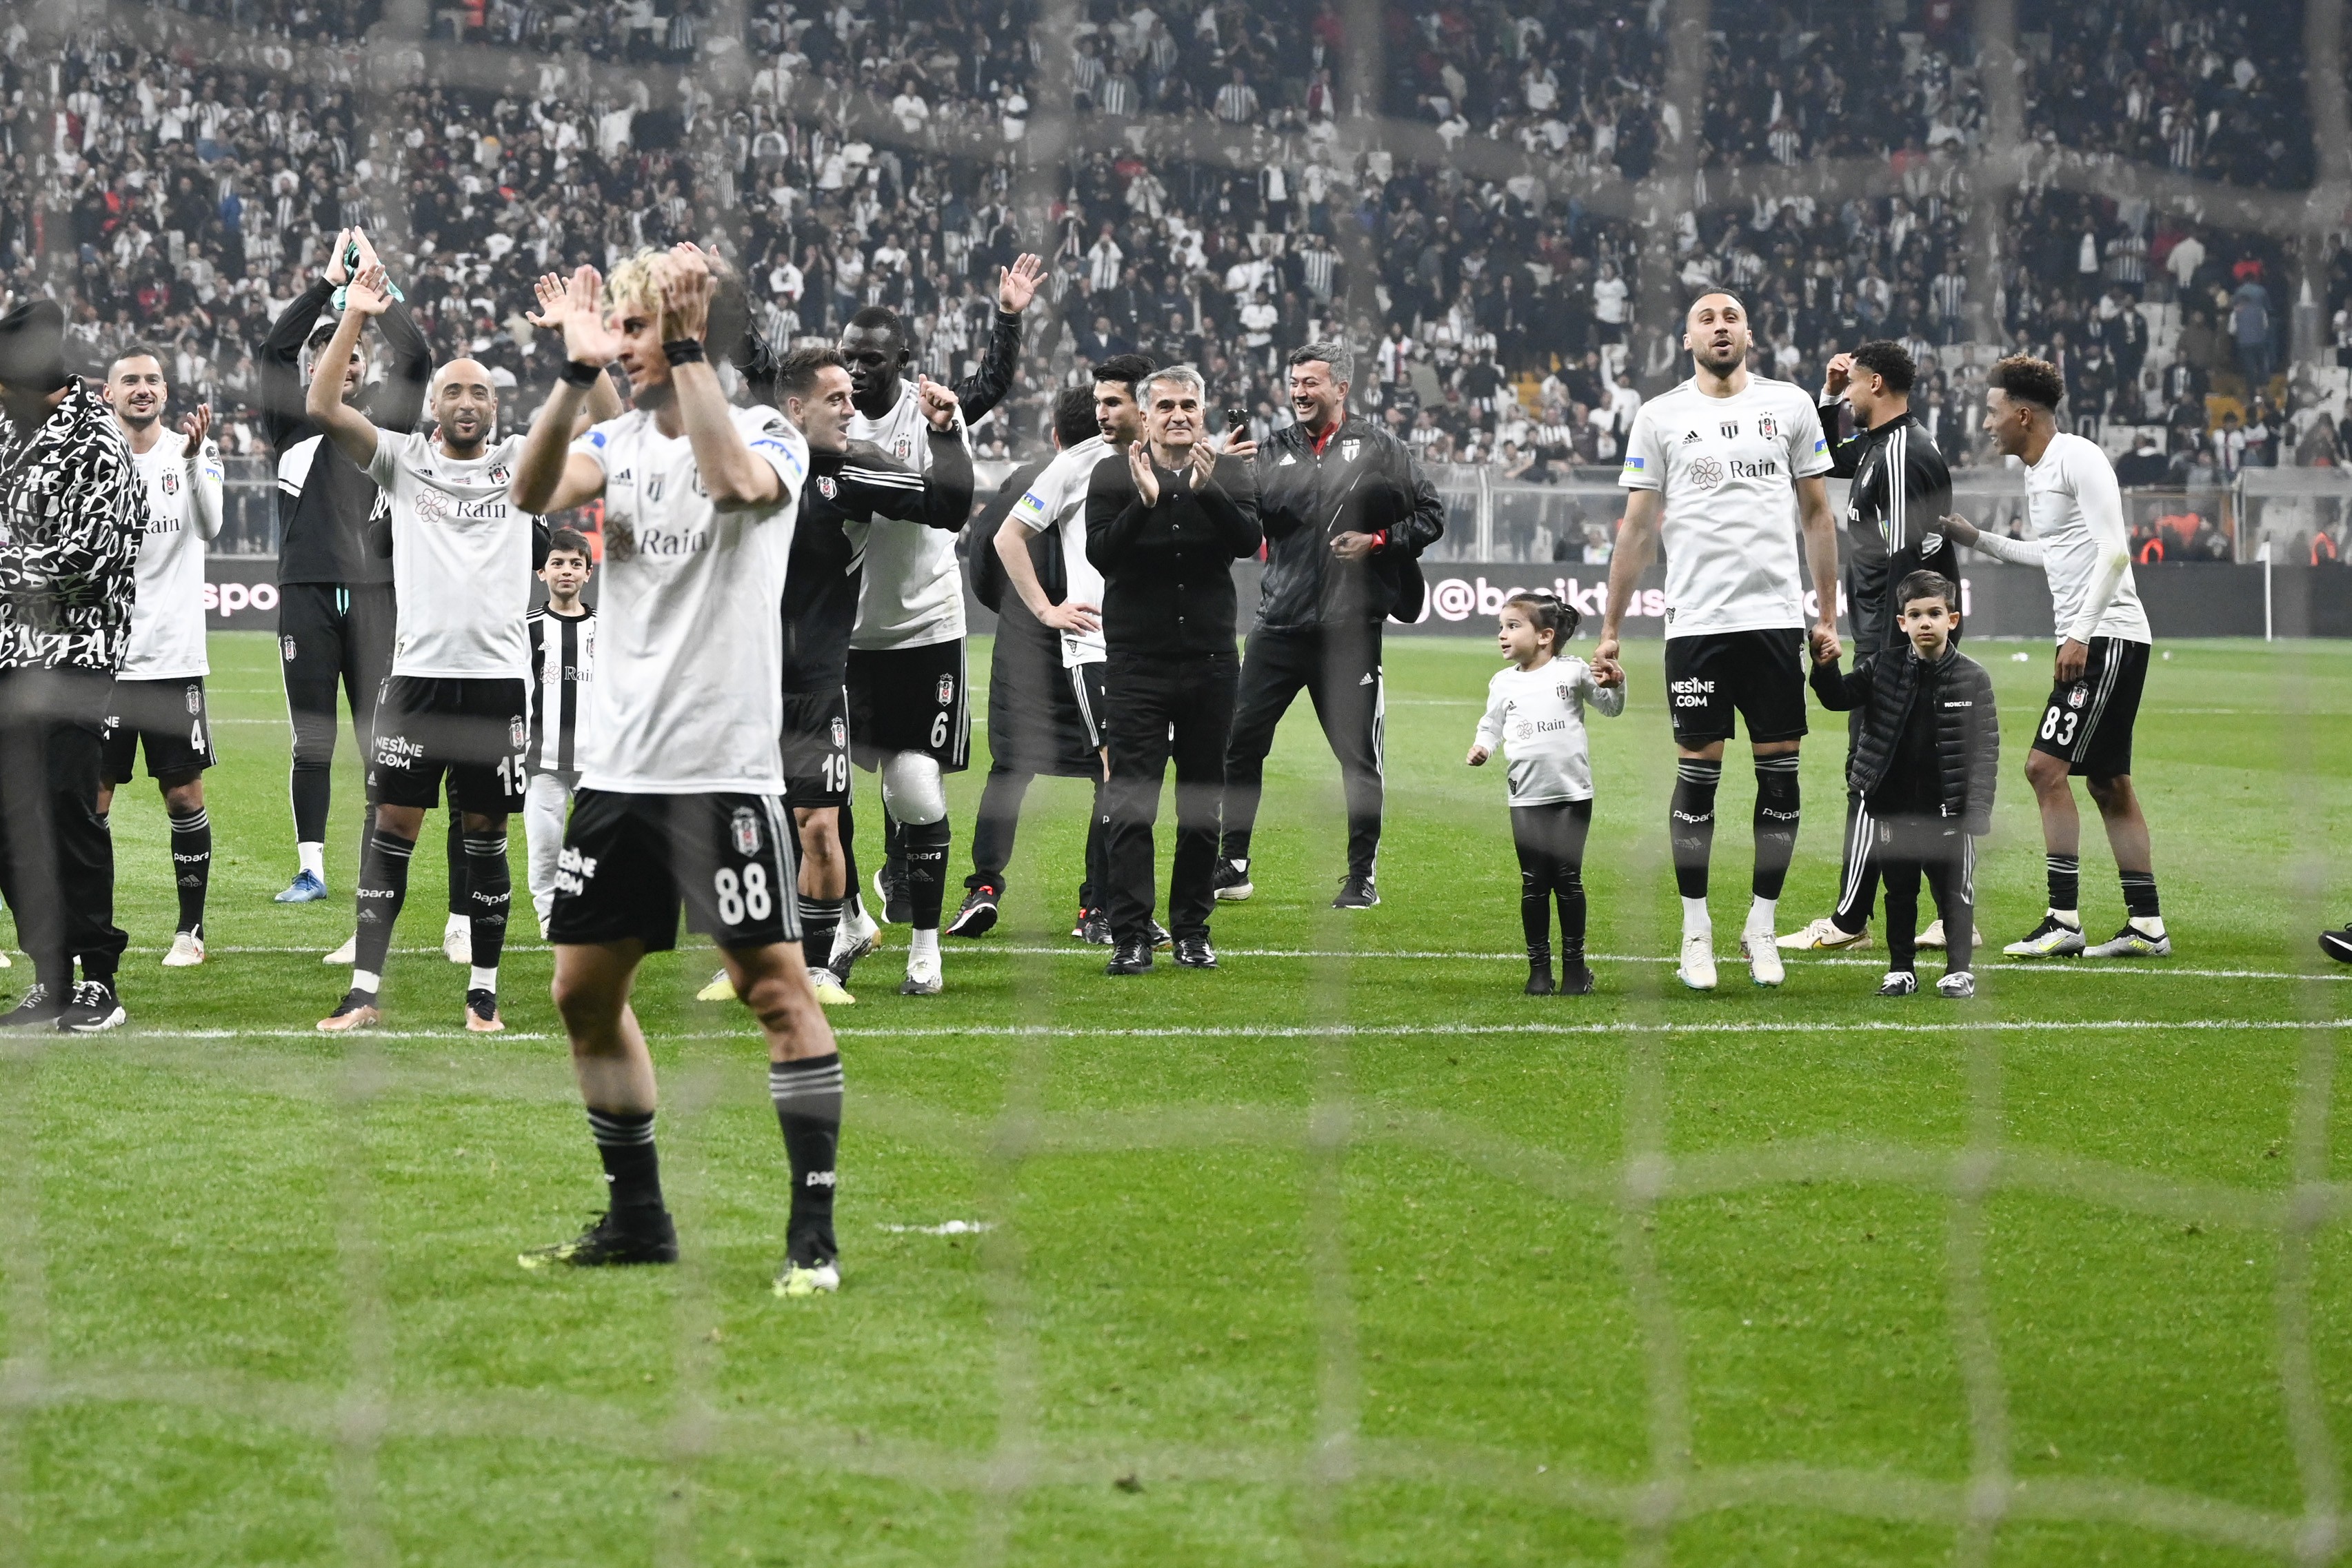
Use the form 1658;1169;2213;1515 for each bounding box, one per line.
1469;592;1625;994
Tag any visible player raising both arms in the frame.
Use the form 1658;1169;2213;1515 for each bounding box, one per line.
99;348;223;967
836;254;1042;994
509;250;843;1294
308;267;534;1035
773;347;973;1000
1942;354;2169;959
1594;293;1842;991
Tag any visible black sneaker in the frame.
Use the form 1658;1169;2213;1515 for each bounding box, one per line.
1150;920;1173;949
1877;971;1919;997
1331;875;1379;910
1173;934;1217;969
1076;907;1112;945
1525;963;1555;996
948;884;1001;938
2324;927;2352;965
1105;940;1154;976
1558;963;1596;996
58;980;126;1034
518;1209;679;1269
1212;858;1254;901
872;865;912;926
0;983;61;1029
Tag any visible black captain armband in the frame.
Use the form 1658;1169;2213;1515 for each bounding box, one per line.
661;338;706;365
558;359;603;388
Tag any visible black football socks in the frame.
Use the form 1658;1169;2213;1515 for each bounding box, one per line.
1751;754;1801;901
168;804;210;935
587;1108;665;1225
461;829;511;995
770;1054;843;1264
1670;758;1721;901
351;827;415;997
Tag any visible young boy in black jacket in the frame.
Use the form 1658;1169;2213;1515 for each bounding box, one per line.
1809;571;2000;997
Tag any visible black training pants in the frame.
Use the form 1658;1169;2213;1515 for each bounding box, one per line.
1103;651;1237;945
1220;622;1385;878
0;670;127;990
967;762;1109;910
278;581;397;845
1873;822;1976;976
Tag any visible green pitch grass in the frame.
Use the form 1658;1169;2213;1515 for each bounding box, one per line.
9;630;2351;1567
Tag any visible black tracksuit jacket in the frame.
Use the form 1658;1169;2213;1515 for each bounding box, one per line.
1250;416;1444;630
1818;406;1954;656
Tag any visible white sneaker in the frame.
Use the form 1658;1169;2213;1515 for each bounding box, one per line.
1740;929;1784;987
1936;972;1976;998
323;934;357;965
2002;915;2086;958
443;914;471;964
1777;916;1869;951
832;903;880;968
161;930;205;967
1677;929;1717;992
1917;919;1985;950
2084;923;2172;958
900;949;943;996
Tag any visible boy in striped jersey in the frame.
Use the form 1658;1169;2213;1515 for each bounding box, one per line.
523;528;595;938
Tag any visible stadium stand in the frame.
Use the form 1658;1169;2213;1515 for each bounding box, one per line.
4;0;2349;564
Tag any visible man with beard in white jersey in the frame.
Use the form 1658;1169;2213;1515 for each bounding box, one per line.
836;254;1043;994
98;348;223;969
1594;292;1842;991
307;266;534;1036
507;248;844;1296
1942;354;2169;959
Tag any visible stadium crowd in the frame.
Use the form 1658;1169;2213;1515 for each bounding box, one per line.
6;0;2352;502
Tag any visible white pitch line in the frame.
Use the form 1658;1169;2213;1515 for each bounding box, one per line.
95;1019;2344;1043
100;944;2351;983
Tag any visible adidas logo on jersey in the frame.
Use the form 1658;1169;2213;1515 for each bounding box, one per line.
1682;429;1700;443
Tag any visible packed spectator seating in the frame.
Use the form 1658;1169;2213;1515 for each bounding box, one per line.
5;0;2349;526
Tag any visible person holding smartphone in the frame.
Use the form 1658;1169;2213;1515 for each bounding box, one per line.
1214;340;1445;910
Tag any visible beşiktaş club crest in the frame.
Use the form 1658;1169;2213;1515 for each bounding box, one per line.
1339;438;1360;462
893;434;914;460
731;806;762;856
817;474;838;499
186;683;203;714
281;635;298;661
1556;682;1574;701
2068;685;2088;708
830;716;847;748
936;674;956;705
510;716;527;749
1720;421;1740;439
489;463;511;485
1758;415;1779;439
161;469;180;494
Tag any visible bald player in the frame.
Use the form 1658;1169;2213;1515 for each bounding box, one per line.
1594;292;1842;991
303;266;539;1034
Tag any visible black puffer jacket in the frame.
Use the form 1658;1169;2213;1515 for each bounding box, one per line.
1809;644;2000;834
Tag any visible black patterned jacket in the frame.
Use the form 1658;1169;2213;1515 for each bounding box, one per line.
0;381;147;672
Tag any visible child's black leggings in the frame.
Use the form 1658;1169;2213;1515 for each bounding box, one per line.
1511;798;1592;961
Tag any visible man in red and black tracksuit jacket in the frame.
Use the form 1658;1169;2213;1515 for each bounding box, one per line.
1215;341;1443;910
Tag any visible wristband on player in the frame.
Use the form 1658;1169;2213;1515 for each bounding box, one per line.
661;338;706;365
557;359;603;388
1370;529;1389;551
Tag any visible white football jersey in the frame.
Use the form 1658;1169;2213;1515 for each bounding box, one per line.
1618;376;1832;639
847;377;967;650
121;429;223;679
1008;434;1112;667
2024;432;2151;645
569;404;807;793
1474;657;1625;805
366;430;532;679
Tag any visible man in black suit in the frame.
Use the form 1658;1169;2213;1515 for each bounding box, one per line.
1084;366;1263;975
